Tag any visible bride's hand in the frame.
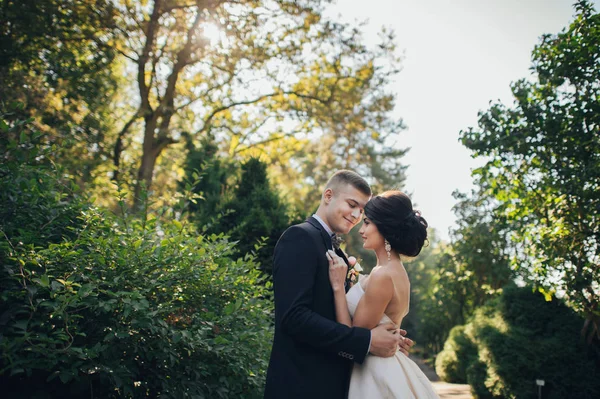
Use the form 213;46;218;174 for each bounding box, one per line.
398;329;415;356
326;250;347;292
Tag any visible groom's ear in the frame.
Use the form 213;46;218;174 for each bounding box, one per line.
324;188;334;204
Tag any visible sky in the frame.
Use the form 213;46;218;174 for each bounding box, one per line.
327;0;594;241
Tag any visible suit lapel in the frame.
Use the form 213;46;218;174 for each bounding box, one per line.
307;217;352;293
306;216;334;250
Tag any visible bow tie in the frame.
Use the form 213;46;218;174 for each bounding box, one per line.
331;234;341;250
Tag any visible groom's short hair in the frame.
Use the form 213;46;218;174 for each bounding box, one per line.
326;170;371;196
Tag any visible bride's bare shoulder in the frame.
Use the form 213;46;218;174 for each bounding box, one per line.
361;267;393;293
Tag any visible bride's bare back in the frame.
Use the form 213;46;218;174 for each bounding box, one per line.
358;262;410;327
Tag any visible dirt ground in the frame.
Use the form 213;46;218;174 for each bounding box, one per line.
409;355;474;399
432;382;474;399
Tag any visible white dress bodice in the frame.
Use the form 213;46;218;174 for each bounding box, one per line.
345;280;440;399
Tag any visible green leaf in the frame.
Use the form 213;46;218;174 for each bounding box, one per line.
173;332;182;343
35;274;50;287
234;298;242;312
59;371;73;384
51;281;63;291
78;284;94;297
10;368;25;376
214;335;229;345
13;319;29;331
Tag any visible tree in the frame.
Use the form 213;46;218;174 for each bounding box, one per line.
402;190;513;355
448;190;513;308
461;0;600;341
208;157;293;275
400;231;450;355
107;0;405;209
180;132;238;231
0;0;121;187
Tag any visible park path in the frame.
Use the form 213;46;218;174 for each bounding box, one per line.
409;355;473;399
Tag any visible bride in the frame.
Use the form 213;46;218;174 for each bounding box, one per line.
326;191;440;399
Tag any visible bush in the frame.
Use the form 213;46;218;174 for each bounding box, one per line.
0;108;86;251
1;114;274;398
436;284;600;398
435;325;477;383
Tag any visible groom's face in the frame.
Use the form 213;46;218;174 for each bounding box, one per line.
323;183;370;234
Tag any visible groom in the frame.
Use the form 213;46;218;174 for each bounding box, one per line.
264;170;413;399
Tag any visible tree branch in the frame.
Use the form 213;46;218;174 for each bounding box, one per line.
138;0;163;114
236;130;305;155
198;92;283;133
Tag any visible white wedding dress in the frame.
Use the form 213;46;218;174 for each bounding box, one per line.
346;281;440;399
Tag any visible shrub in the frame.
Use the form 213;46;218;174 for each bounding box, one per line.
0;108;86;251
1;114;274;398
436;284;600;398
435;325;477;383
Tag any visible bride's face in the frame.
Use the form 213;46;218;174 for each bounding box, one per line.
358;217;384;251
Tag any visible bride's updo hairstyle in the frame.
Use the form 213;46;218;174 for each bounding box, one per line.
364;191;428;257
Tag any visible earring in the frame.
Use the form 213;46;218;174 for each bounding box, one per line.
385;239;391;262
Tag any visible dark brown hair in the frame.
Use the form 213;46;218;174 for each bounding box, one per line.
364;191;428;257
326;170;371;196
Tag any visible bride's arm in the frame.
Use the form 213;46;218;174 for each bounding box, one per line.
326;250;352;327
327;250;352;327
332;287;352;327
327;250;395;330
327;250;394;329
328;251;414;355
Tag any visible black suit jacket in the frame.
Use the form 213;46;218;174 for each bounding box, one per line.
264;217;371;399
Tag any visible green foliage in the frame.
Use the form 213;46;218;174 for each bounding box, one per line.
1;115;273;398
181;133;238;230
404;189;513;357
434;325;477;384
0;0;121;185
0;106;86;251
399;232;449;354
205;157;294;275
460;0;600;337
0;0;116;75
436;284;600;398
102;0;406;208
405;248;469;357
449;190;513;302
2;0;409;216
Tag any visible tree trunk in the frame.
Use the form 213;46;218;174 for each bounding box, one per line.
132;116;158;210
133;154;157;210
132;118;176;210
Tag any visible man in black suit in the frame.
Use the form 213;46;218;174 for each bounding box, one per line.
265;170;412;399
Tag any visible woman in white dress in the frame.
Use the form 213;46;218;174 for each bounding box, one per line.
326;190;439;399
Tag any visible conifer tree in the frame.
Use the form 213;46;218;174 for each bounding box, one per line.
217;158;291;275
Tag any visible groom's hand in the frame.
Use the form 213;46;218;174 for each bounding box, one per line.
369;323;402;358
